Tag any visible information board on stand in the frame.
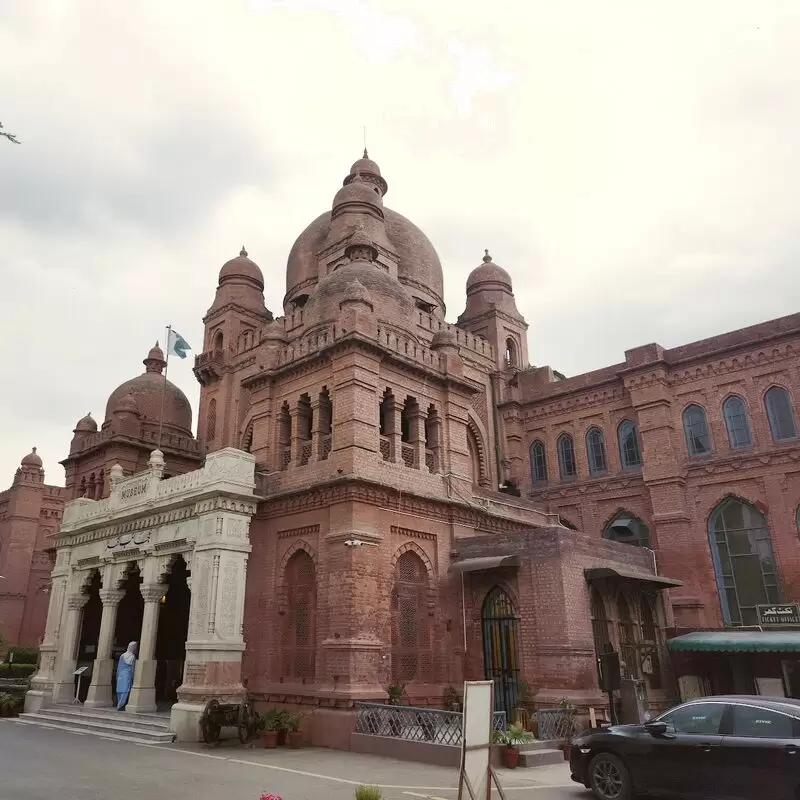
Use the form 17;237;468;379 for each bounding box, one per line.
457;681;507;800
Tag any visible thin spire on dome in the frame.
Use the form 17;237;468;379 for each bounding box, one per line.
483;249;492;263
240;246;248;257
363;147;369;159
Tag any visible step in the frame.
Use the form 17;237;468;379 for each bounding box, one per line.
35;707;171;733
19;711;174;744
519;739;561;752
518;748;566;768
44;704;169;724
14;717;173;745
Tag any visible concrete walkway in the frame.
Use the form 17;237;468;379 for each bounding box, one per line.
1;718;584;799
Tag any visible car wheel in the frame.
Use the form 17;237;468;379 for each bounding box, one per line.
588;752;631;800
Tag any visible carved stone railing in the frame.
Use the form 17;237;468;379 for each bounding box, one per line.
354;702;507;746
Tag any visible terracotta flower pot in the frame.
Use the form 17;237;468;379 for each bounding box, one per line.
503;746;519;769
277;729;287;746
263;731;278;749
287;731;303;749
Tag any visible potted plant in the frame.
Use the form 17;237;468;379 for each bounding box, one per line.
494;723;534;769
355;786;382;800
283;712;304;749
386;683;405;737
442;685;462;713
260;709;283;749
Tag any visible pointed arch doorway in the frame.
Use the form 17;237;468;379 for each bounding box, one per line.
482;586;521;715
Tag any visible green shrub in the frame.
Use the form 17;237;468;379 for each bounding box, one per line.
0;693;24;717
355;786;382;800
7;647;38;665
0;663;36;679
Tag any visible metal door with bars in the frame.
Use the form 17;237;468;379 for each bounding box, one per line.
482;586;521;714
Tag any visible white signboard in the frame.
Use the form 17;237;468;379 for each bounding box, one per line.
458;681;493;800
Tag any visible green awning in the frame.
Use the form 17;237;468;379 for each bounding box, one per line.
668;631;800;653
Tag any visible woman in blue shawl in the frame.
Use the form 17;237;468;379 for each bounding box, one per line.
116;641;137;710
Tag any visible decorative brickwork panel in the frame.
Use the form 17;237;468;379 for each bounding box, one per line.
380;436;390;461
300;442;312;466
321;434;332;460
280;550;316;680
401;444;414;468
391;551;431;683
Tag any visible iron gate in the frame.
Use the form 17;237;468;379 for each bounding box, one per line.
481;586;521;714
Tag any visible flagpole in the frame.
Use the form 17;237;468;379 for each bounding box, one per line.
157;325;171;451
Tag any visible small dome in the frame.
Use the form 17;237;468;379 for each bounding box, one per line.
466;250;513;294
219;247;265;291
75;413;98;433
21;447;43;468
431;329;459;350
304;262;413;327
332;174;384;216
114;393;139;414
350;150;382;178
105;345;193;436
340;278;373;307
147;342;165;363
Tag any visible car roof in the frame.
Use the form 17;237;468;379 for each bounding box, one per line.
683;696;800;713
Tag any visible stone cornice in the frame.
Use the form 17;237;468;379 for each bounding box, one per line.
257;478;553;534
531;472;647;502
202;303;273;326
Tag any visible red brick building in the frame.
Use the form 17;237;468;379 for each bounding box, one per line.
0;451;64;649
501;315;800;698
12;152;800;730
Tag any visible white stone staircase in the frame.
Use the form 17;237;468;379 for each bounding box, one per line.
516;739;566;768
16;705;175;745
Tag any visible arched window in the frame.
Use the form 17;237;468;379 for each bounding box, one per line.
586;428;607;475
723;396;752;448
212;330;224;353
604;512;650;548
557;433;577;479
281;550;316;680
709;498;781;626
618;420;642;468
207;398;217;442
765;386;798;442
530;440;548;484
504;338;518;368
391;551;431;683
683;404;712;456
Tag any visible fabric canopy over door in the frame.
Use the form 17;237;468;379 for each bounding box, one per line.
668;631;800;653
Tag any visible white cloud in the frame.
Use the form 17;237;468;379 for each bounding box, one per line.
1;0;798;483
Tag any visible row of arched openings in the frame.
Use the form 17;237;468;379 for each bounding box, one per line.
530;421;642;484
684;386;797;456
601;498;781;627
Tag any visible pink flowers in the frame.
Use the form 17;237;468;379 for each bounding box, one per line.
260;795;282;800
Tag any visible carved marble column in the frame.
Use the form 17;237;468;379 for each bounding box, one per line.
126;583;163;713
84;589;124;707
53;594;88;703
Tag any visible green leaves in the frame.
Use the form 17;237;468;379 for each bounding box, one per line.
0;122;20;144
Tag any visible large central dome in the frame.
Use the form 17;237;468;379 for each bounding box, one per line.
284;153;445;315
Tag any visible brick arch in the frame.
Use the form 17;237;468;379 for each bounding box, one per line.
704;493;769;526
240;420;254;453
600;506;650;535
473;580;520;615
278;540;318;575
467;416;490;487
391;541;435;581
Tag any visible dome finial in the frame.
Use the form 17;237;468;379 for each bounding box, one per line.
363;147;369;159
144;342;166;375
240;246;248;258
483;249;492;263
32;446;37;455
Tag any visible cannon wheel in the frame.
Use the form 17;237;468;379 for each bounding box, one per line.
237;701;253;744
200;699;222;745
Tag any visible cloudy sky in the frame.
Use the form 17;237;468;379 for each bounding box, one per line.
1;0;798;485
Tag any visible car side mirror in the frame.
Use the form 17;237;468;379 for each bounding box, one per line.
645;721;668;737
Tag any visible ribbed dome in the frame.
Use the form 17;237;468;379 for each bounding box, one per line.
74;413;98;433
466;250;513;294
219;247;265;290
332;176;384;216
286;209;444;310
21;447;43;468
104;346;193;436
303;262;414;327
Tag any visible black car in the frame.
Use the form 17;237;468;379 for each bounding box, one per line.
570;695;800;800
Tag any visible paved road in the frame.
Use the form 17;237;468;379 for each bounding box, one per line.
0;719;590;800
